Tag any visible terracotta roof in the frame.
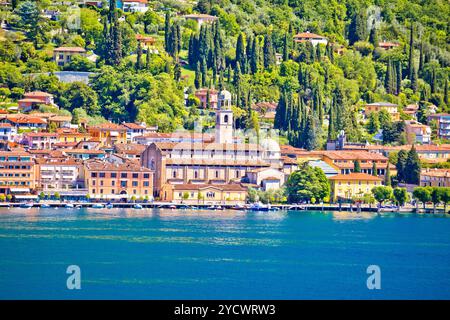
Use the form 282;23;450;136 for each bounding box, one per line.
54;47;86;52
24;91;53;97
84;159;152;172
5;116;46;124
365;102;398;107
63;148;105;154
312;150;388;161
18;98;45;103
294;32;327;40
421;169;450;178
49;115;72;122
379;41;400;48
88;123;126;131
36;158;81;166
114;143;146;155
153;142;264;152
24;132;58;137
329;173;383;181
122;122;145;130
0;150;31;157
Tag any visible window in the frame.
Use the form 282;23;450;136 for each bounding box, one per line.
132;181;138;187
121;173;127;178
215;170;219;178
236;170;240;178
100;189;103;194
91;172;97;178
120;181;127;187
132;173;138;179
100;180;104;186
99;172;105;178
144;173;149;179
92;189;95;194
111;172;117;178
224;115;229;123
173;170;177;178
194;171;198;179
143;181;149;187
112;181;115;186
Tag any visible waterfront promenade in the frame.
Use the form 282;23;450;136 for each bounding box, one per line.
0;201;447;214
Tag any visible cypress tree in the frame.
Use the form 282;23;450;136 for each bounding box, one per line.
136;41;142;71
164;12;170;52
283;33;289;61
263;34;275;69
274;89;287;130
349;10;367;45
316;44;321;62
250;37;259;74
405;145;421;184
174;63;181;82
369;21;378;47
396;150;408;182
218;69;224;91
411;65;418;92
408;23;414;80
385;59;393;94
233;62;241;90
304;113;317;151
236;33;246;73
354;160;361;173
396;61;402;95
444;78;449;106
372;162;377;176
431;67;436;94
384;164;391;186
419;41;424;74
328;105;335;141
194;61;202;89
201;57;207;87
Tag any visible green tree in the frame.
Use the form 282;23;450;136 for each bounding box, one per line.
353;160;361;173
393;187;408;207
367;112;380;134
285;163;330;203
14;1;42;47
384;164;391;186
413;187;431;210
405;145;421;184
372;186;393;206
396;150;408;183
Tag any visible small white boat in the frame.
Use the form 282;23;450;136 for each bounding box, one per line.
92;203;105;209
65;203;74;209
40;203;50;208
248;202;270;212
231;204;246;210
20;202;34;209
106;204;113;209
133;204;143;209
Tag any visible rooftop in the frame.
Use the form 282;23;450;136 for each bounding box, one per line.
329;173;383;181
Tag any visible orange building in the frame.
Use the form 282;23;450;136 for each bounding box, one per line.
364;102;400;121
0;151;37;195
88;123;127;147
82;158;153;200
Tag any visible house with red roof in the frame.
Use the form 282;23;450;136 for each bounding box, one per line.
18;91;55;112
294;31;328;46
53;47;86;66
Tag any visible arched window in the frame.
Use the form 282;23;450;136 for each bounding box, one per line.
173;170;177;178
224;115;229;123
194;171;198;179
215;170;219;178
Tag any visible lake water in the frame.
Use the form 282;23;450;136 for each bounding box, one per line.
0;208;449;299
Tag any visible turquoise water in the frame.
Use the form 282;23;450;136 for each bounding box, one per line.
0;208;449;299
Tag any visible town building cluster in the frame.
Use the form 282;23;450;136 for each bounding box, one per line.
1;88;450;205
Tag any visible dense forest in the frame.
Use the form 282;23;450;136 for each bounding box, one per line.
0;0;449;145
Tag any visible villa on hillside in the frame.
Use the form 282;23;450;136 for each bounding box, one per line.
293;31;328;46
364;102;400;121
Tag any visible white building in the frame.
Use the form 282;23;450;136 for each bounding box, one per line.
294;31;328;46
36;158;84;191
122;0;149;13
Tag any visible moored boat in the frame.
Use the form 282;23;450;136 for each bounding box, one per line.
248;202;270;212
40;203;50;209
65;203;74;209
92;203;105;209
133;204;143;209
20;202;34;209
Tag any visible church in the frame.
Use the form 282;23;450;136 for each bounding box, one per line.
141;90;286;204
